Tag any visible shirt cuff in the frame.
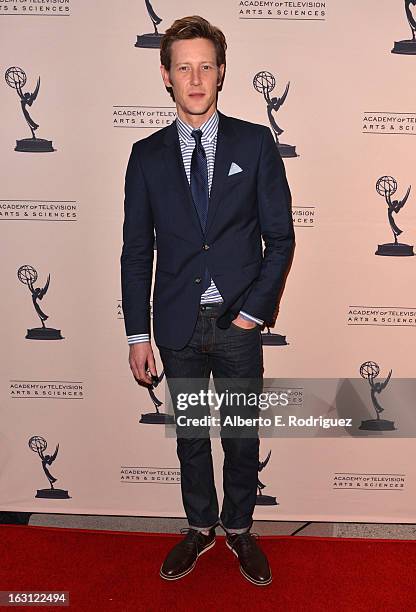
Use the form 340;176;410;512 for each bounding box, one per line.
127;334;150;345
238;311;264;326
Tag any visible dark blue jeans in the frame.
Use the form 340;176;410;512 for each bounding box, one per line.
158;303;264;533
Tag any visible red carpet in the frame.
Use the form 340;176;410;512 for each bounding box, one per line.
1;525;415;611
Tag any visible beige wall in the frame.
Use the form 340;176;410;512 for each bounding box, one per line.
1;0;415;521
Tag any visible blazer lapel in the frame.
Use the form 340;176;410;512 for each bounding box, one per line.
162;110;235;238
162;120;204;237
205;110;234;237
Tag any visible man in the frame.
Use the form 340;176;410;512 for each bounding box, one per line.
121;15;294;586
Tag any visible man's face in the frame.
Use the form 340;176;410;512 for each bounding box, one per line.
160;37;225;124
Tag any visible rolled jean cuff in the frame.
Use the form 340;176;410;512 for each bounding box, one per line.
219;520;251;534
188;522;218;532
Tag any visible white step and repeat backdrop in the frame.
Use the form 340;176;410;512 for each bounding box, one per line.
1;1;416;522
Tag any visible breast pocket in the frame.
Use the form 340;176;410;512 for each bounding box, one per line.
226;171;249;185
223;171;253;198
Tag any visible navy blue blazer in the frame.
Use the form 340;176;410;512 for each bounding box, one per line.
121;110;295;350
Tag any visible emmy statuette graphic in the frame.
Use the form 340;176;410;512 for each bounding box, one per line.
5;66;55;152
392;0;416;54
135;0;164;48
359;361;396;431
256;450;278;506
261;326;288;346
17;265;63;340
253;70;298;158
28;436;70;499
139;370;175;424
375;176;413;256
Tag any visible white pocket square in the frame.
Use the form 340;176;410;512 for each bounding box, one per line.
228;162;243;176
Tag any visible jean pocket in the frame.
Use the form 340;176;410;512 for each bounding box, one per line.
230;321;259;333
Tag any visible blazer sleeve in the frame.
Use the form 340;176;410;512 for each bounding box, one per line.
240;126;295;324
120;142;154;337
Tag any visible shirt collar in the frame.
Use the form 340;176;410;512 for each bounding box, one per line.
176;109;219;145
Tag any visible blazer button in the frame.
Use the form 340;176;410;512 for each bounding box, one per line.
202;244;210;250
194;277;201;283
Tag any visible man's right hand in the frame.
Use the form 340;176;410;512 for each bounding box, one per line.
129;342;157;386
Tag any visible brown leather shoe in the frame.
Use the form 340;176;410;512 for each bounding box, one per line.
226;531;272;586
160;527;216;580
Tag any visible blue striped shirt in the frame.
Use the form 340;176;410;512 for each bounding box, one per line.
127;109;263;345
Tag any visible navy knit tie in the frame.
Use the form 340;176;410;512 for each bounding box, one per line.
190;129;210;292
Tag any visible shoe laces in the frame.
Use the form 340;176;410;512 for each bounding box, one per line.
179;527;207;551
228;531;260;552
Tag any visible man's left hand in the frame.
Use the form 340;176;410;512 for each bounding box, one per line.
231;315;258;330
